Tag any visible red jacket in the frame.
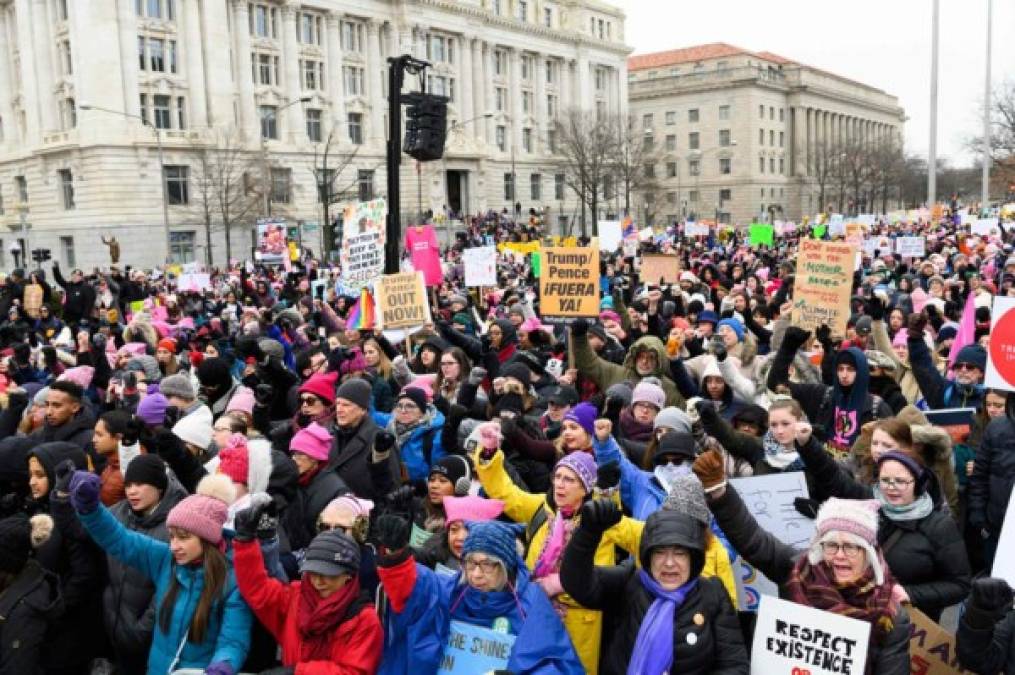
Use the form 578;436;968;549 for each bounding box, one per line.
233;540;383;675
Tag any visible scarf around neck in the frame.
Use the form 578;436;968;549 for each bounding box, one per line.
533;506;575;579
762;430;804;471
875;488;934;521
297;575;361;661
627;569;699;675
619;408;654;443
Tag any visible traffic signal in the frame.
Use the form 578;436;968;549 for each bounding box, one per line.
403;92;448;162
31;248;51;263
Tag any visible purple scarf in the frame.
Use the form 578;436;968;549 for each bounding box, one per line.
627;569;699;675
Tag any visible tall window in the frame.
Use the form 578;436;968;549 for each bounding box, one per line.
137;0;174;20
719;158;731;174
164;165;189;205
719;188;732;201
340;21;364;51
347;113;362;144
543;6;552;27
554;173;564;200
495;88;506;112
718;105;730;120
688;108;699;123
495;126;506;152
302;60;323;90
759;156;765;173
545;59;555;84
176;97;186;129
521;55;531;80
522;92;532;114
167;40;177;73
517;0;528;21
139;94;148;124
270;167;291;203
504;173;515;201
299;13;321;45
522;128;532;153
494;50;505;76
58;170;75;209
250;4;278;38
63;98;76;129
546;94;557;119
426;35;454;64
60;40;72;75
149;38;164;71
530;173;541;200
666;162;677;178
58;0;68;20
259;105;278;139
665;111;675;125
688;159;700;177
153;95;171;129
719;129;731;147
357;169;374;201
256;53;273;85
306;108;322;142
168;231;195;263
688;132;699;150
343;66;364;95
759;128;765;145
60;236;75;267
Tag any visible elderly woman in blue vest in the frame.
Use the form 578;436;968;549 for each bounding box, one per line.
371;385;446;486
67;472;252;675
373;512;584;675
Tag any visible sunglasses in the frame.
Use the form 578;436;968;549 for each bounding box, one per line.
300;396;323;406
954;363;980;372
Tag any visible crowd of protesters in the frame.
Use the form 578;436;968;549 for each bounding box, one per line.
0;203;1011;674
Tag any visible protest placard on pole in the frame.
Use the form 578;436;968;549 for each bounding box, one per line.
895;236;926;258
375;271;430;330
752;596;870;675
972;217;1000;236
685;221;710;237
748;223;774;247
177;273;211;292
639;254;680;285
907;607;974;675
438;620;516;674
539;247;600;322
462;246;498;287
338;198;386;295
255;218;288;265
792;239;857;336
598;221;622;251
985;296;1015;392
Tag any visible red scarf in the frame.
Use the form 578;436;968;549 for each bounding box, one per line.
297;576;361;661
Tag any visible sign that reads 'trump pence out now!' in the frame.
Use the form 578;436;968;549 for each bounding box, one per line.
539;247;600;322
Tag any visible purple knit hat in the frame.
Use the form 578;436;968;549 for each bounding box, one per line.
555;451;597;494
563;402;597;437
136;393;169;426
166;474;235;547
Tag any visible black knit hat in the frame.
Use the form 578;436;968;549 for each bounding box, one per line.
653;431;696;464
123;454;169;492
493;392;525;418
335;378;372;410
732;404;769;434
0;515;32;574
500;362;531;386
396;387;428;412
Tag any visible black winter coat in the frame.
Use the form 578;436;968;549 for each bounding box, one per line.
0;560;62;675
957;608;1015;675
968;411;1015;535
0;411;96;487
328;416;399;500
51;266;95;325
560;526;748;675
283;468;349;551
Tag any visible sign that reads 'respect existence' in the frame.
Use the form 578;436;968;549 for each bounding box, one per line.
752;595;870;675
375;271;430;330
792;239;857;337
539;247;600;321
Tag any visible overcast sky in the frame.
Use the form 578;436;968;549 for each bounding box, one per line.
612;0;1012;167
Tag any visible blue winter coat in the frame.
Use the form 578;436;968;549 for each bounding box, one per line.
379;559;584;675
594;435;666;520
372;406;446;483
79;505;253;675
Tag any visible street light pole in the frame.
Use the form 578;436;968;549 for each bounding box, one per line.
928;0;940;207
981;0;993;209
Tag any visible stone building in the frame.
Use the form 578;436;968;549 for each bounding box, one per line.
0;0;628;269
627;43;906;225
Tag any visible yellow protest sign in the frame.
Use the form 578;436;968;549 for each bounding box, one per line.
792;239;856;337
640;254;681;284
539;247;600;321
375;271;430;329
497;241;541;255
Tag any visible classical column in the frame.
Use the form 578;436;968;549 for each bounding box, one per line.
232;0;256;137
576;50;591;103
325;12;345;142
470;37;484;140
617;59;628;117
509;48;522;153
792;106;806;177
280;7;303;142
482;41;494;144
533;50;545;153
115;0;141;121
805;107;814;176
0;9;17;146
459;34;474;125
181;0;208;128
30;0;56;132
366;20;384;147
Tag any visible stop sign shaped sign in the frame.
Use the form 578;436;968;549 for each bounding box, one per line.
986;297;1015;391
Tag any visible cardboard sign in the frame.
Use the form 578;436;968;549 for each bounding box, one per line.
462;246;497;287
908;607;974;675
752;596;870;675
438;620;516;675
539;247;600;321
338;199;386;295
685;221;710;237
985;296;1015;392
792;239;857;336
895;236;926;258
991;480;1015;588
749;223;774;247
640;254;680;284
255;218;288;264
375;271;430;330
597;221;622;251
844;221;865;242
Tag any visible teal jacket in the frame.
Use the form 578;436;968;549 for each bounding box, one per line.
79;505;252;675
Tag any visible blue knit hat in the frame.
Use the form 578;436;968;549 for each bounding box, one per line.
697;310;719;326
717;318;745;343
461;520;522;575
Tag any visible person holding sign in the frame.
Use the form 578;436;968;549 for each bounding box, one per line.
560;498;748;675
693;451;912;675
373;509;584;675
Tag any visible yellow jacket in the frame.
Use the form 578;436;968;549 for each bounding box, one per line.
475;449;641;675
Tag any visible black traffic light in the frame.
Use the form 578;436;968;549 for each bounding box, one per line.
403;92;448;162
31;248;51;263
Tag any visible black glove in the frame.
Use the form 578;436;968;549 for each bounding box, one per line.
597;461;621;490
866;296;885;321
570;318;589;337
782;326;811;350
793;497;819;520
91;333;107;350
327;346;350;373
5;389;28;411
152;429;186;464
710;336;727;362
815;324;832;346
580;499;623;534
374;513;411;552
253;384;274;407
54;459;76;496
385;485;415;513
234;497;277;543
163;405;183;428
604;395;625;422
966;578;1014;629
373;430;396;454
122;418;143;447
907;312;928;340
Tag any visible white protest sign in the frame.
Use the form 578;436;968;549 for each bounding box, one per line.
984;296;1015;393
895;236;926;258
462;246;497;287
828;214;845;236
972;217;999;236
729;472;814;610
338;198;387;294
685;222;710;237
991;484;1015;588
438;620;516;674
752;596;870;675
638;226;654;242
598;221;622;251
177;273;210;292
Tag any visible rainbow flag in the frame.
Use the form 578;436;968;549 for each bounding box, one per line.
346;288;376;330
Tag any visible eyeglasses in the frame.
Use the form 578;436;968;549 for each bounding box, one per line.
394;402;420;412
300;396;323;407
954;363;981;372
820;541;863;559
464;557;501;573
317;521;353;535
878;476;915;489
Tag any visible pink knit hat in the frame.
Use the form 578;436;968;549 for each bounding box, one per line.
217;434;250;486
290;422;333;462
443;495;504;524
225;386;255;416
59;366;94;390
807;498;885;583
892;331;908;348
166;474;235;546
328;495;375;518
599;310;622;324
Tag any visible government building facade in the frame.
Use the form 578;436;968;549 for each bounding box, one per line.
0;0;629;269
627;43;906;226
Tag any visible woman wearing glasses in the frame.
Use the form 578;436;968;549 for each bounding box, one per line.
789;418;970;622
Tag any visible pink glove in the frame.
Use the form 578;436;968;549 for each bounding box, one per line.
477;422;502;459
537;573;564;598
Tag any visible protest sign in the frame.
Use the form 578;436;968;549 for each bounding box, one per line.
752;596;870;675
338;199;386;294
895;236;926;258
991;479;1015;588
638;226;654;241
177;273;210;292
539;247;600;321
438;620;516;675
729;472;814;611
498;241;540;255
792;239;857;336
462;246;497;287
972;217;1000;236
375;271;430;330
255;218;288;264
639;254;680;284
844;221;865;242
828;214;845;236
908;607;973;675
530;251;541;277
685;221;710;237
985;296;1015;392
749;223;774;247
598;221;622;251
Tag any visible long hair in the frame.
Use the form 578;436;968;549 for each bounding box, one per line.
159;539;227;644
363;337;393;380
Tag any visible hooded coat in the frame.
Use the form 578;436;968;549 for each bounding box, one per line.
968;399;1015;537
573;333;685;407
0;559;62;675
371;405;446;485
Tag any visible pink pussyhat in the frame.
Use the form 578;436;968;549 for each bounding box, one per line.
892;331;908;348
443;495;505;523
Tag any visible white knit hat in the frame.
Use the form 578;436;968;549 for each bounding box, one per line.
806;498;884;584
173;412;212;450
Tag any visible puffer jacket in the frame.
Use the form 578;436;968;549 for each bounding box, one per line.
371;406;446;484
560;512;749;675
283;467;350;552
78;504;252;675
573;333;684;407
968;404;1015;536
957;607;1015;675
103;476;188;666
0;559;62;675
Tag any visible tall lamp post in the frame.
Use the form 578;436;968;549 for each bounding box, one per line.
80;103;171;264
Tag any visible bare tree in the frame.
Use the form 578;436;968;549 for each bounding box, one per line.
189;129;262;265
553;108;618;237
811;139;842;213
967;79;1015;199
612;114;666;222
867;137;905;214
312;128;370;259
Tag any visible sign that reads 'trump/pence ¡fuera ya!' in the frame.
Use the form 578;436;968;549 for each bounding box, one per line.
539;247;600;321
